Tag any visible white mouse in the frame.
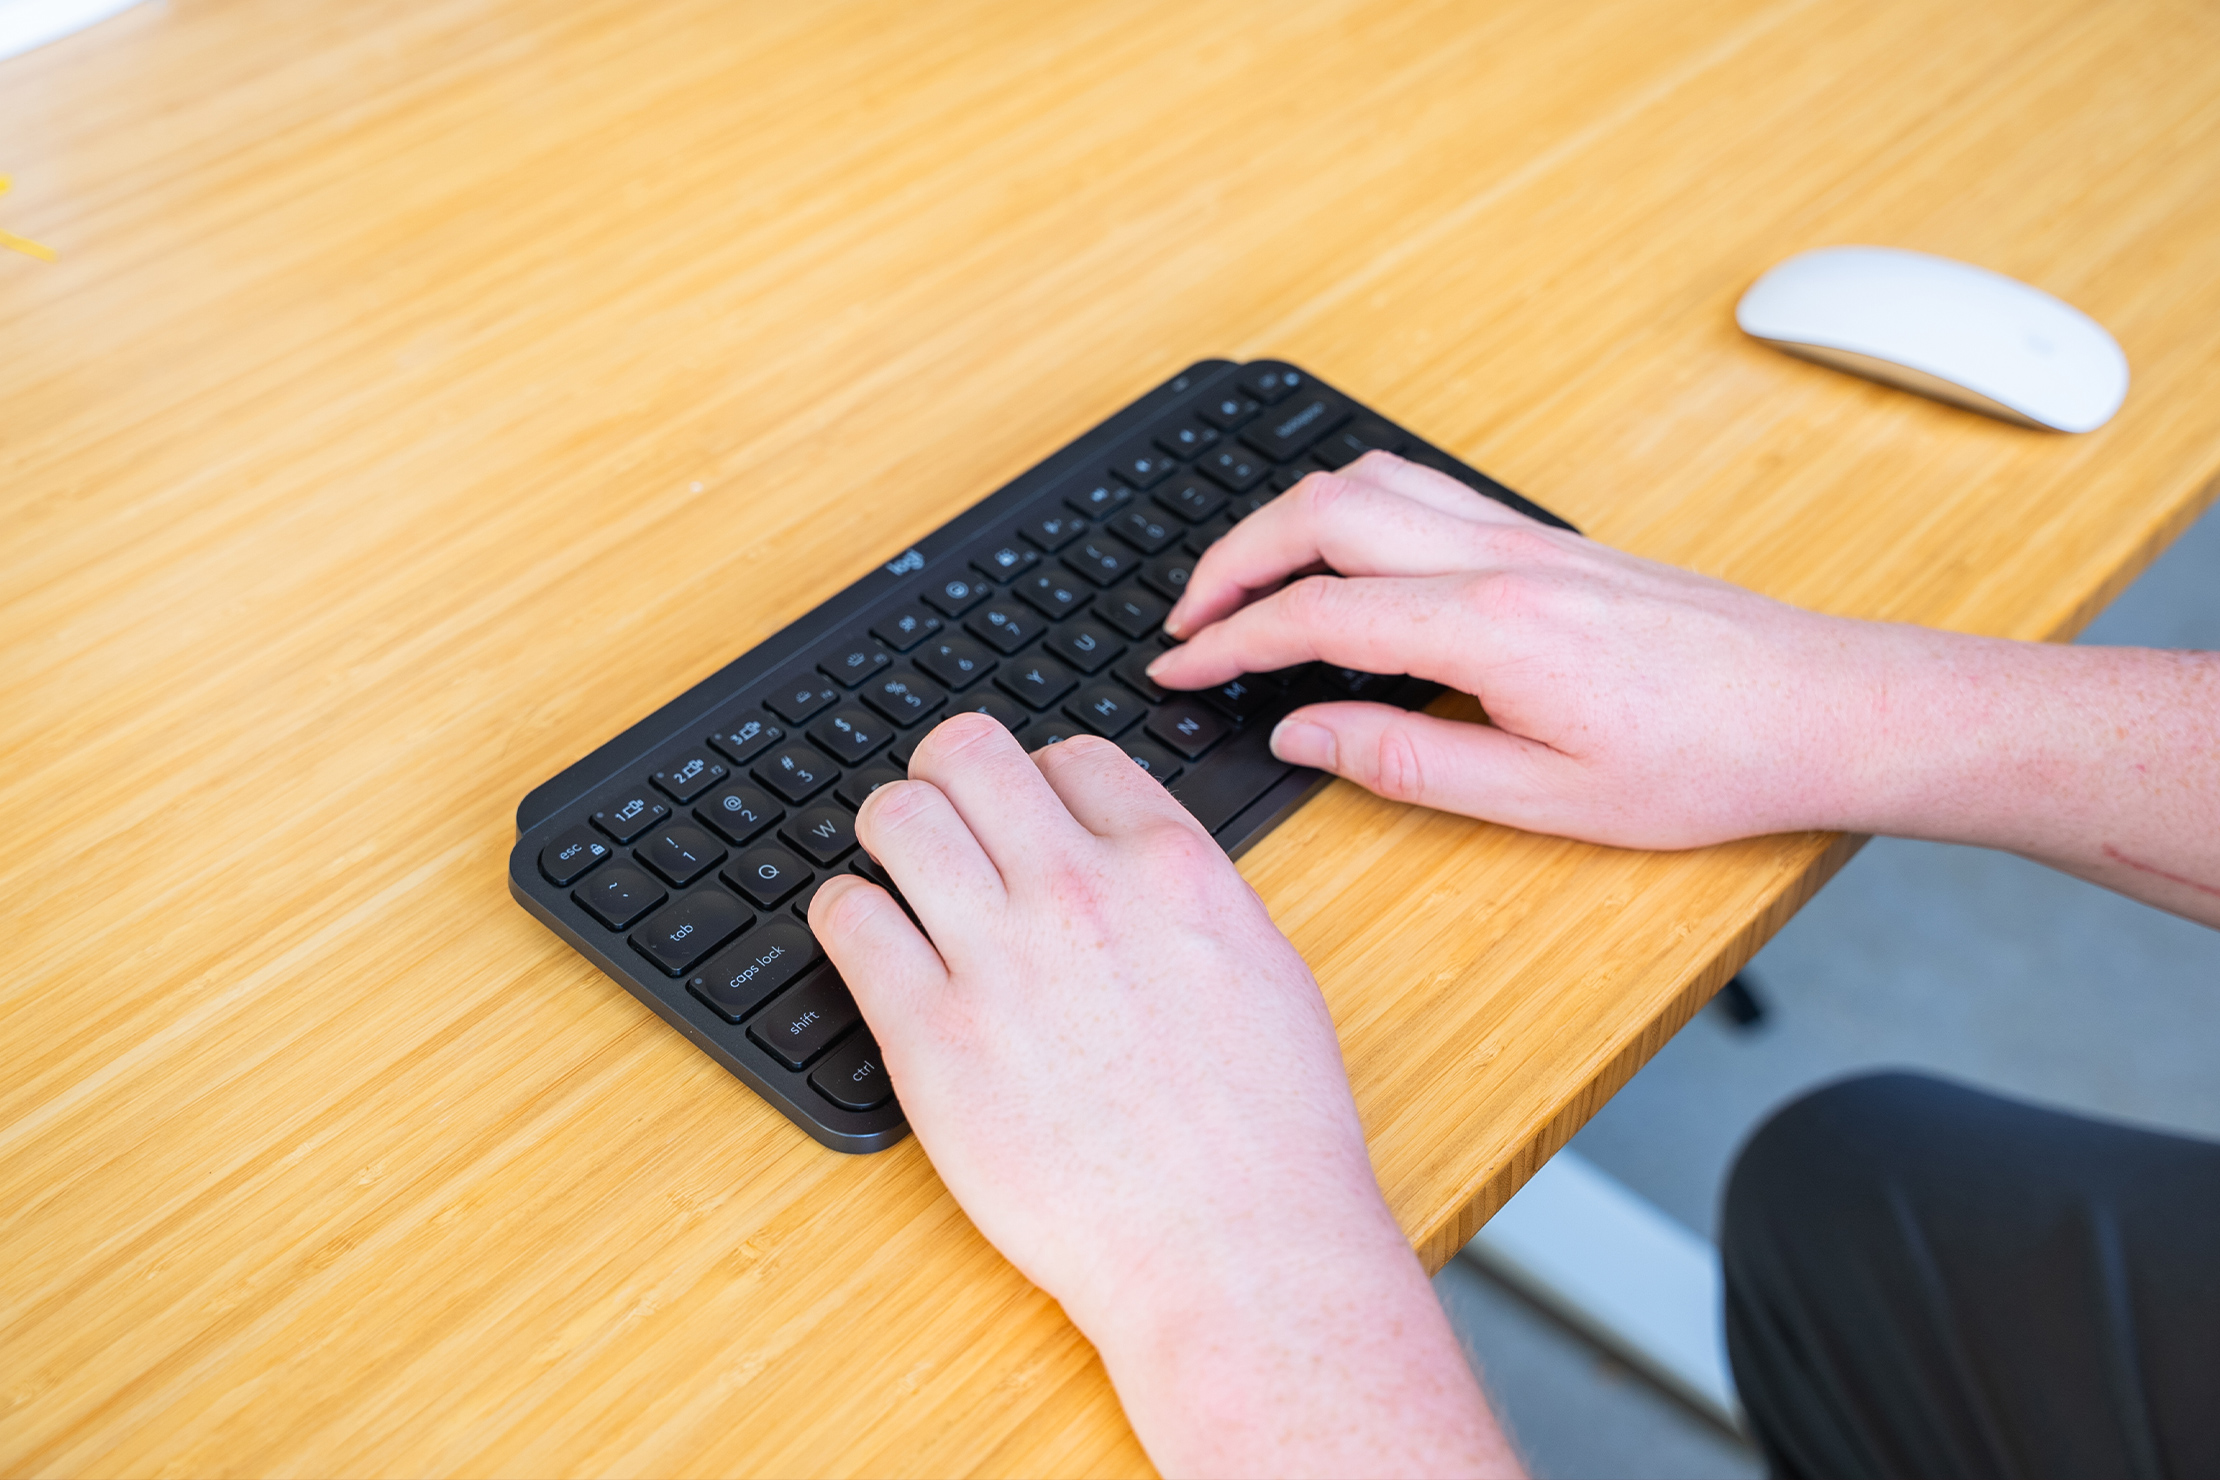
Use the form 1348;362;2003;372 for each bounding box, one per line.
1736;246;2128;432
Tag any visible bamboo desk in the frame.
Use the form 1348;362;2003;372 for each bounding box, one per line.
4;0;2217;1473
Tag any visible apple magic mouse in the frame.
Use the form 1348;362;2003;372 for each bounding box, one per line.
1736;246;2128;432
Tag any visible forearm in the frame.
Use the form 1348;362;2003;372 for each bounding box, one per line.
1085;1214;1522;1480
1825;626;2220;926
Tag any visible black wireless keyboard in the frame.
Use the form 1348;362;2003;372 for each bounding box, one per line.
508;360;1569;1153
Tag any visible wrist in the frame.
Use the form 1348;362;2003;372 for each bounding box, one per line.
1811;622;2084;849
1071;1197;1507;1477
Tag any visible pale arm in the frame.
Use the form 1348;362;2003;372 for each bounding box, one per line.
1150;453;2220;929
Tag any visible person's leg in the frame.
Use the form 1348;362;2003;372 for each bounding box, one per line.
1720;1072;2220;1480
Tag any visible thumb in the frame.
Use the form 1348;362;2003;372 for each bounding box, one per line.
1268;701;1567;823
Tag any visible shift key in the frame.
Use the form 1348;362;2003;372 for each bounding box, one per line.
748;967;863;1068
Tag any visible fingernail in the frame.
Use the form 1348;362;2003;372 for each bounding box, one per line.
1144;653;1170;679
1269;718;1336;768
1161;611;1187;640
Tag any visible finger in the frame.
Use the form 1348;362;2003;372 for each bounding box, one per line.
1031;733;1202;839
905;710;1093;879
853;774;1006;950
1266;701;1571;824
1333;449;1545;526
1151;573;1478;691
1164;470;1552;638
810;875;950;1041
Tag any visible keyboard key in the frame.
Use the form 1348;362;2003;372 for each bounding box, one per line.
914;634;995;690
574;864;666;929
954;688;1030;734
649;748;729;803
971;540;1040;584
1064;481;1131;518
1045;617;1125;673
1112;649;1167;702
1202;675;1275;721
1239;393;1350;462
1318;665;1399;698
1095;589;1168;640
1152;418;1218;458
966;599;1041;654
1267;466;1310;493
1168;721;1296;833
697;782;783;844
591;792;670;844
871;605;943;652
1064;538;1136;585
1199;446;1267;491
631;887;751;976
1121;737;1184;783
1138;551;1195;602
1015;569;1086;619
725;845;812;907
754;744;839;803
540;826;613;886
688;920;822;1022
1065;681;1145;738
1311;418;1403;467
811;1032;896;1111
861;669;949;724
1146;699;1230;759
1022;511;1089;551
1229;489;1275;520
808;706;891;763
1109;441;1178;489
835;763;907;809
636;821;726;887
708;717;783;766
922;575;989;618
1198;391;1260;430
815;636;893;687
1240;364;1305;403
997;654;1079;709
749;968;863;1070
1155;478;1226;525
1032;722;1083;746
1110;506;1180;554
784;804;859;866
766;676;841;724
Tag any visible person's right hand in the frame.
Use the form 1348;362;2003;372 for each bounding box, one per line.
1149;451;1919;851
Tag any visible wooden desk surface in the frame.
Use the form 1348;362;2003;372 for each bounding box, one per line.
4;0;2216;1472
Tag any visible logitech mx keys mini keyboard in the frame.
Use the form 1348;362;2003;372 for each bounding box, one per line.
507;360;1569;1153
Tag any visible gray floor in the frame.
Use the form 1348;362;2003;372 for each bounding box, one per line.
1436;503;2220;1479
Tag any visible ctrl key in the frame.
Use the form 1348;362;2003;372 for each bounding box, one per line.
810;1032;895;1112
747;967;862;1069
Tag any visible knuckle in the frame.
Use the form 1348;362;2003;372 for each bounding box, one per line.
1282;572;1343;625
1369;722;1430;804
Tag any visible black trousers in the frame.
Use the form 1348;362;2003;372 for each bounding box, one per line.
1720;1072;2220;1480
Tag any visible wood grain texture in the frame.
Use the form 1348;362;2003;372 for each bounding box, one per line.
3;0;2217;1472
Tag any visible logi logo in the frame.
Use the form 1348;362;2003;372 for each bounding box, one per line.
885;548;925;576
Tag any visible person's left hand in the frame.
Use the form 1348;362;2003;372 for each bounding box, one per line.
808;714;1515;1478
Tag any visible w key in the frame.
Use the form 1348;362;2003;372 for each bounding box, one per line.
783;805;859;866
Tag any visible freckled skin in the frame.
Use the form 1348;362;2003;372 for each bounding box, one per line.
1150;452;2220;929
810;454;2217;1478
813;715;1519;1480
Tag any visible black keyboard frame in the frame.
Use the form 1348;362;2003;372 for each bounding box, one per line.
508;359;1570;1153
